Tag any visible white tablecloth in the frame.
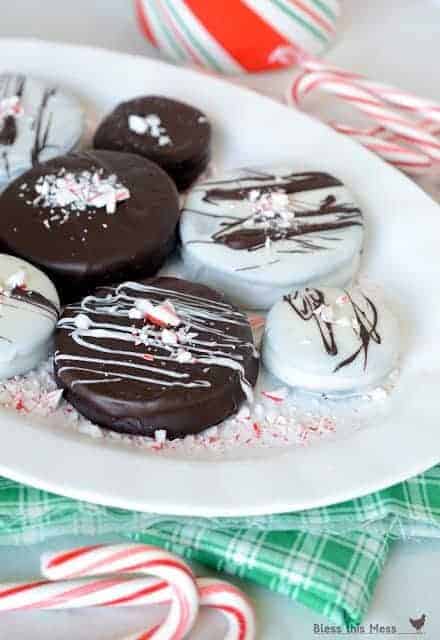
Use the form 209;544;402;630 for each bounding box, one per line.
0;1;439;637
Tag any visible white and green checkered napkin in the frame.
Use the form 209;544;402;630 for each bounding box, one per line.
1;465;440;625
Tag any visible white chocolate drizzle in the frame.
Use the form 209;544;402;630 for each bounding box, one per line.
56;281;258;400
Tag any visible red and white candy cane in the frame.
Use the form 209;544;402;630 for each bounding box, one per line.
0;575;170;612
0;574;255;639
288;52;440;174
43;544;199;640
197;578;256;640
41;545;256;639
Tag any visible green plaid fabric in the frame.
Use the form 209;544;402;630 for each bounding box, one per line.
1;465;440;625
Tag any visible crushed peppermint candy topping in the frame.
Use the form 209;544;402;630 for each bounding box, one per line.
244;189;297;234
313;304;334;324
161;328;178;345
0;95;24;121
154;429;167;443
5;270;27;291
0;356;398;458
176;348;194;364
74;313;92;330
336;294;350;306
23;169;130;219
128;307;143;320
0;270;28;298
313;301;361;331
126;299;199;364
135;298;180;328
261;387;289;403
128;113;172;147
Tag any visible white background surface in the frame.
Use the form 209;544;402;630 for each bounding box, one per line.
0;1;439;638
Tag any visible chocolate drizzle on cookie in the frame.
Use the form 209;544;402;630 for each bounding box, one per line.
0;75;24;148
0;74;60;179
30;87;56;166
285;288;381;372
200;170;342;204
0;285;59;345
6;286;59;321
184;169;363;270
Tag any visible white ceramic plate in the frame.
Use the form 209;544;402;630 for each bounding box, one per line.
0;39;439;517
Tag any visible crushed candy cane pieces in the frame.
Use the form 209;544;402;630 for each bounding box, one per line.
136;298;180;328
128;113;172;146
22;170;130;219
74;313;92;330
0;95;24;120
5;270;27;291
261;387;288;403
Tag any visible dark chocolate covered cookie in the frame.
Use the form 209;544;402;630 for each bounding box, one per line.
94;96;211;191
55;277;259;438
0;150;180;301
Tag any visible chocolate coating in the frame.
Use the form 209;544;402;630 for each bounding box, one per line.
93;96;211;191
54;277;259;438
0;150;180;302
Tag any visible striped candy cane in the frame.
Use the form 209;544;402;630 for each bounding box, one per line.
0;575;255;639
42;545;256;639
288;53;440;174
43;544;199;640
197;578;256;640
0;576;170;611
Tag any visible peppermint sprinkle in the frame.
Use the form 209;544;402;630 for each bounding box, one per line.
244;189;296;233
161;328;178;345
154;429;167;443
26;170;130;219
5;270;26;290
313;304;334;324
176;349;194;364
128;307;143;320
135;298;180;328
0;95;24;121
74;313;92;330
336;294;350;306
128;113;172;146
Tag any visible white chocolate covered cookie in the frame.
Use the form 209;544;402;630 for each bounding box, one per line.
0;254;60;378
262;286;399;394
180;166;364;309
0;73;84;190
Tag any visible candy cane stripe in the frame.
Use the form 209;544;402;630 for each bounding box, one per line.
38;546;256;639
309;0;339;21
290;60;440;170
103;581;169;607
183;0;290;72
171;0;242;72
44;545;200;640
150;0;189;61
156;0;202;64
291;0;335;33
136;0;338;71
135;0;158;45
269;0;328;42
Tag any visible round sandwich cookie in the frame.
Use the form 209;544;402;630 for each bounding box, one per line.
93;96;211;191
0;73;84;191
0;254;60;378
54;276;259;439
0;150;180;302
180;166;364;309
262;286;400;395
